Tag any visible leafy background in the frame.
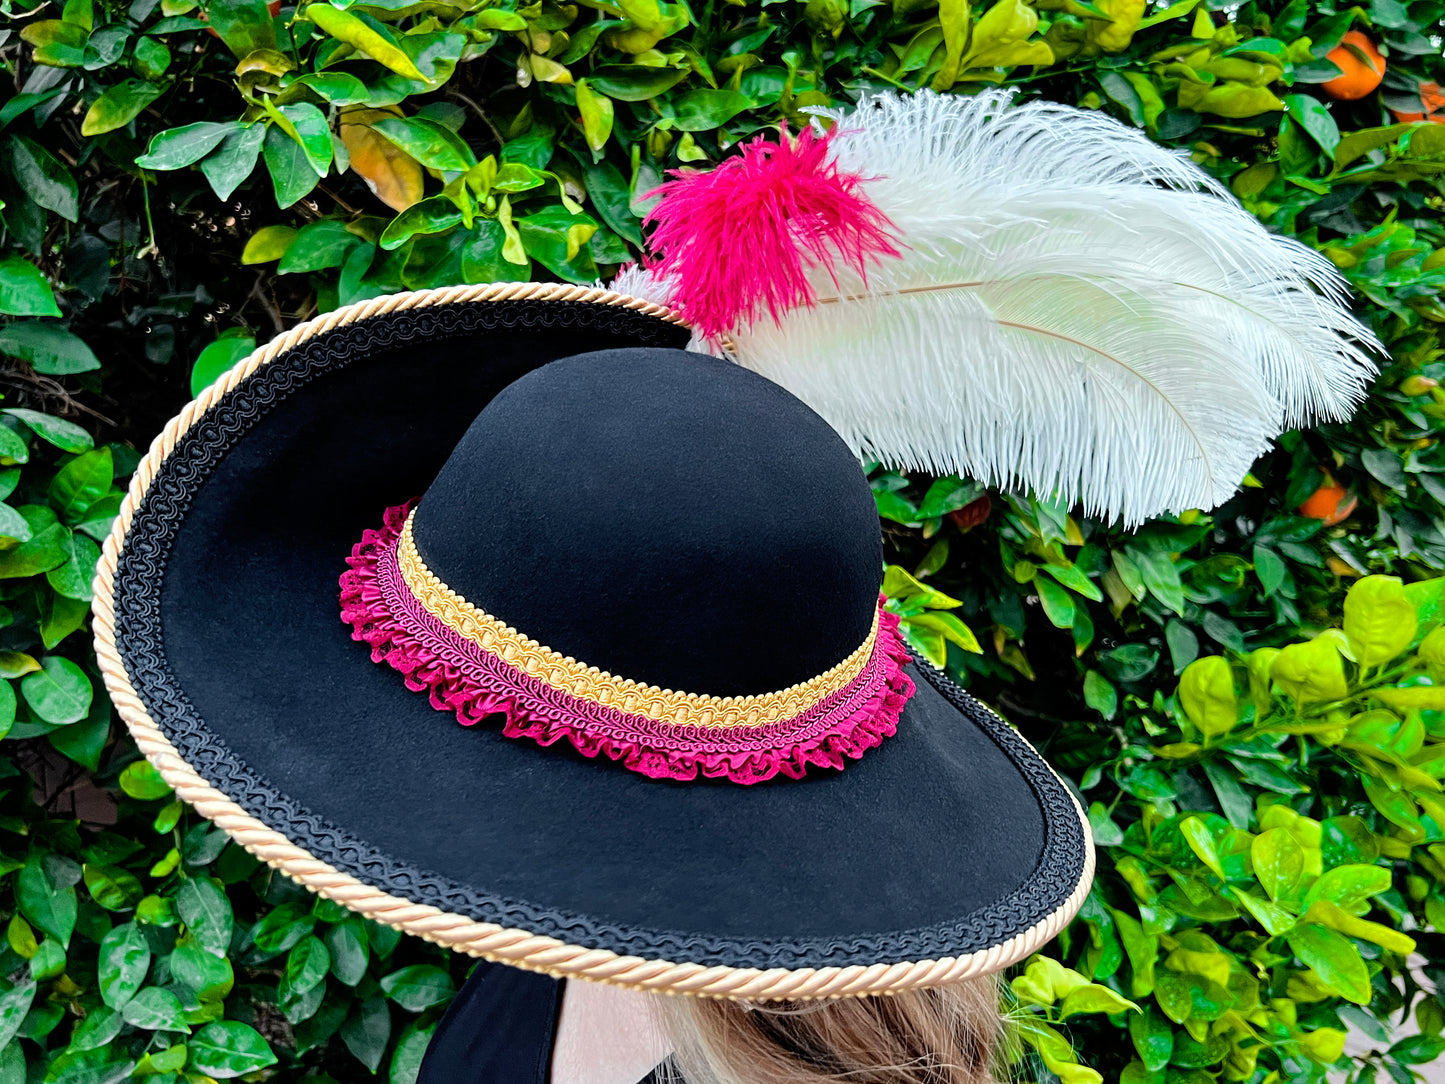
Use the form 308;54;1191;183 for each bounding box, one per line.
1;0;1445;1076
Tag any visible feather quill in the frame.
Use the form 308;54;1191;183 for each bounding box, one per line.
714;90;1380;525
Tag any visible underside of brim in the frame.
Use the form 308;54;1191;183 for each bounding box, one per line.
94;284;1094;999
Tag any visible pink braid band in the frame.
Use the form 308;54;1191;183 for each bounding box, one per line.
338;501;915;785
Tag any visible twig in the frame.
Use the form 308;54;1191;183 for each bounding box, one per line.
248;271;285;337
315;182;359;217
449;90;504;147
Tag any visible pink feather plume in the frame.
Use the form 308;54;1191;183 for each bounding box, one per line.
642;126;900;340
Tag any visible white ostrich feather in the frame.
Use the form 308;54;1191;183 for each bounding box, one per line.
726;89;1380;525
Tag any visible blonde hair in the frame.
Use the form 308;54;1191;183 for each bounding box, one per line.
657;978;1005;1084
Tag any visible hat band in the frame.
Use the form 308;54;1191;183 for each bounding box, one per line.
339;501;916;784
396;509;878;727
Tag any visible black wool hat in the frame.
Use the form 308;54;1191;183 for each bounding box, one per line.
95;284;1092;1000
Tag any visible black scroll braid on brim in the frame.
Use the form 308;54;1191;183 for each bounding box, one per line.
111;299;1087;972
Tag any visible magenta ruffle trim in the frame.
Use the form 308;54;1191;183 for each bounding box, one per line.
338;500;915;785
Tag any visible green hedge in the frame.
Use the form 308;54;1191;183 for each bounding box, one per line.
1;0;1445;1078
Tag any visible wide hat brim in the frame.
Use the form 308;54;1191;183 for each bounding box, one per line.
95;283;1093;1000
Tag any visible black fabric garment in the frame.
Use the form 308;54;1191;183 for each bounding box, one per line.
418;962;670;1084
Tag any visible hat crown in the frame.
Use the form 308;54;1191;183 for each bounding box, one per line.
411;348;882;697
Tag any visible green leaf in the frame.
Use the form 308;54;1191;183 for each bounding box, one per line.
242;224;298;264
306;5;427;81
0;259;62;318
1127;1004;1173;1071
581;160;642;248
134;1043;188;1074
0;523;70;579
20;19;88;66
1253;543;1286;596
378;196;463;250
379;964;455;1011
39;593;90;649
1084;669;1117;720
905;611;982;654
326;917;369;985
190;1021;278;1078
83;863;143;911
0;503;29;544
1305;899;1416;953
9;136;79;223
45;528;101;598
98;922;150;1007
176;877;233;956
0;323;99;375
340;997;391;1073
1343;575;1417;666
21;656;92;724
1059;984;1138;1018
205;0;276;56
1252;826;1305;902
373;116;474;172
516;207;599;281
277;102;333;177
18;856;77;945
81;80;164;136
119;759;172;800
200;123;265;200
1011;956;1094;1008
874;489;918;524
285;935;331;995
135;121;237;170
1286;924;1371;1003
1282;93;1341;153
4;409;93;452
1231;886;1296;935
1180;817;1227;879
251;902;316;953
1130;547;1185;615
190;336;256;396
1271;637;1348;704
1302;863;1391;913
0;429;28;467
277;221;357;273
170;937;234;999
1178;655;1238;738
49;448;113;524
48;694;108;768
1040;561;1103;602
121;986;190;1032
389;1021;436;1084
575;80;614;152
133;34;171;79
586;65;687;101
1034;576;1076;628
70;1005;124;1050
667;88;754;132
881;565;962;607
263;124;321;209
0;980;36;1052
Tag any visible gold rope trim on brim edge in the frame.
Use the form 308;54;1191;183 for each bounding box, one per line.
92;283;1095;999
397;509;879;728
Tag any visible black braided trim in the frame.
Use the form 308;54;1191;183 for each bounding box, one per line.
112;300;1087;971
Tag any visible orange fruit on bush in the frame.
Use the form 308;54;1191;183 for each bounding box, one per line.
1322;31;1386;100
1299;481;1358;526
1390;80;1445;123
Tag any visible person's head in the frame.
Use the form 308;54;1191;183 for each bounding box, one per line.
659;979;1005;1084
